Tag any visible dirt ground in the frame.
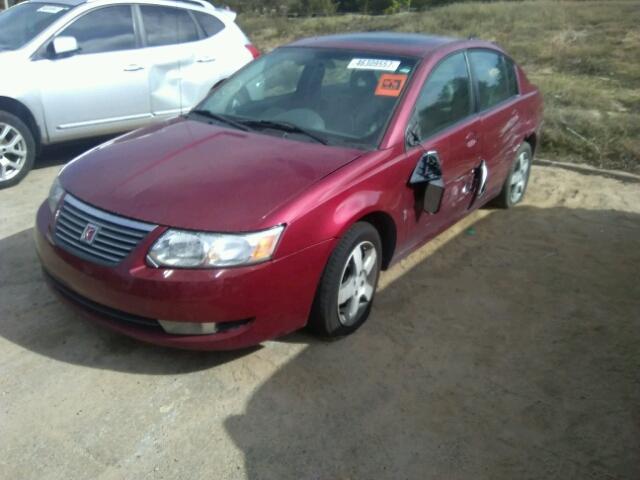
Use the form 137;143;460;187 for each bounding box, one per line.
1;144;639;479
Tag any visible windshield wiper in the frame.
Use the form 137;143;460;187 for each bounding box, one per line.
188;110;251;132
240;119;328;145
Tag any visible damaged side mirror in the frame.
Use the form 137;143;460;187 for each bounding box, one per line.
409;150;445;214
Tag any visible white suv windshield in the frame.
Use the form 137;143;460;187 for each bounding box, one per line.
0;2;71;51
198;47;418;149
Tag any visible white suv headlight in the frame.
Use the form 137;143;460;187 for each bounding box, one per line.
147;226;284;268
48;177;65;213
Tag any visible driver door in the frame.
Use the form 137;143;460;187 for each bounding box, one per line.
403;51;482;251
39;5;151;142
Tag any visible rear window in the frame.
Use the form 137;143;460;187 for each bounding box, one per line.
140;5;199;46
504;56;519;96
194;12;224;37
469;50;514;110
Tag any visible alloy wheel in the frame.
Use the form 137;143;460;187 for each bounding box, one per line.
337;240;378;326
509;149;531;204
0;123;28;182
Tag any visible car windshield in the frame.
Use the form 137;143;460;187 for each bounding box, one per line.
197;47;418;149
0;2;71;51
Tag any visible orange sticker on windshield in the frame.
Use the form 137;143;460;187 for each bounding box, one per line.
375;74;408;97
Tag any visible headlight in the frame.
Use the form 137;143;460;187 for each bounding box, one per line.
48;177;65;213
147;225;285;268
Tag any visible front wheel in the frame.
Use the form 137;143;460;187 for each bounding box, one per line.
0;111;36;189
492;142;533;208
309;222;382;337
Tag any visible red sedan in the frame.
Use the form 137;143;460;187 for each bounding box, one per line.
36;33;543;350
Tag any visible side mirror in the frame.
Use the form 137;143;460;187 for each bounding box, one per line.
409;150;442;185
409;150;445;214
52;36;79;57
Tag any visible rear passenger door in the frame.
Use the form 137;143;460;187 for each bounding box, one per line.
403;51;482;250
468;49;521;198
137;5;200;118
180;11;231;110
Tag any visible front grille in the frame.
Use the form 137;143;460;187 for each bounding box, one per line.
44;270;162;330
54;194;156;266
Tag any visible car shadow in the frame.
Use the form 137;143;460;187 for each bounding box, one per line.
0;205;638;476
0;227;257;375
224;205;640;479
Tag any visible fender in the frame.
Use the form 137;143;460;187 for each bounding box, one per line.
0;52;48;144
268;146;406;263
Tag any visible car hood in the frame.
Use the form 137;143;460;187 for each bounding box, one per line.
60;118;364;231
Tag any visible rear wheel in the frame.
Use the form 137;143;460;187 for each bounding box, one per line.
309;222;382;337
0;111;35;190
493;142;532;208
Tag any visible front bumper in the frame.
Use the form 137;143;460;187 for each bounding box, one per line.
36;202;335;350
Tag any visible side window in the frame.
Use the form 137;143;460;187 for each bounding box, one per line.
411;52;472;142
193;12;225;37
504;56;519;96
140;6;199;47
58;6;136;54
469;50;513;110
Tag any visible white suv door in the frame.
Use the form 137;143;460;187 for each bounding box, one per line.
181;10;237;112
39;5;152;142
137;5;200;119
137;5;253;115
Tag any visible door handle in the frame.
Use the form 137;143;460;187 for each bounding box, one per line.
196;57;216;63
124;64;144;72
477;160;488;196
469;160;489;209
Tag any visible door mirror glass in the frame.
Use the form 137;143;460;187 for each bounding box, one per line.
52;36;79;56
409;151;445;214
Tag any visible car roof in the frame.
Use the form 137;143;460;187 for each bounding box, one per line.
26;0;219;9
286;32;463;58
27;0;86;6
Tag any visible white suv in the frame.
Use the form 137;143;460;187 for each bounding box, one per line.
0;0;257;188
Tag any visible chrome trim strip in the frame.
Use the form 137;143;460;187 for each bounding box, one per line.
64;195;156;232
57;113;153;130
53;195;157;266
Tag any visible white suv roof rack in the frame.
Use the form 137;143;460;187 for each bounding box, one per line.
171;0;216;10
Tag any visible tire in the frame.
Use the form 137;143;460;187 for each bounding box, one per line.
309;222;382;337
492;142;533;209
0;111;36;190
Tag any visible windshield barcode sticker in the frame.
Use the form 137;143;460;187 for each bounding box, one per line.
347;58;401;72
37;5;67;13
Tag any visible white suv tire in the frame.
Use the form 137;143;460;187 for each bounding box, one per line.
0;111;36;189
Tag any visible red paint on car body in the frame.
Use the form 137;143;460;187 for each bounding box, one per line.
36;33;543;350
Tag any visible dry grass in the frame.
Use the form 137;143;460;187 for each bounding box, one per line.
238;1;640;173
